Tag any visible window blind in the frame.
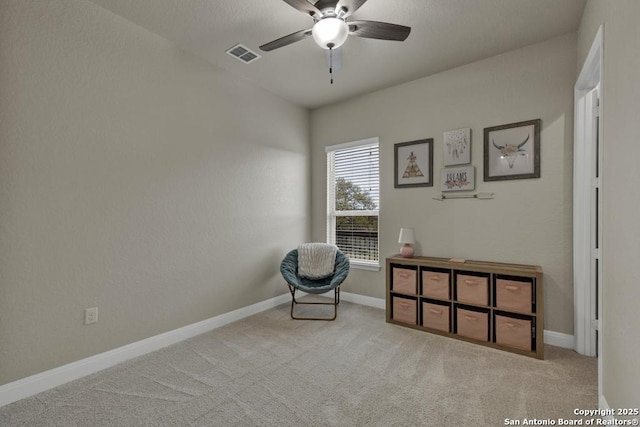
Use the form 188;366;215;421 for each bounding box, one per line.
326;138;379;265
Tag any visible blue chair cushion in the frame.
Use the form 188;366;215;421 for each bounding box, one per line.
280;249;350;294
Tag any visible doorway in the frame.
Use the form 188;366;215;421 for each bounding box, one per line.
573;25;603;393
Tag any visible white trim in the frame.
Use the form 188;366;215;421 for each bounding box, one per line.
543;330;575;350
600;393;609;411
573;87;599;357
599;394;618;423
325;136;379;152
574;26;604;404
349;260;381;272
0;290;577;409
335;209;378;217
339;292;386;309
321;293;576;350
600;394;615;419
326;137;380;266
577;26;604;90
0;293;291;408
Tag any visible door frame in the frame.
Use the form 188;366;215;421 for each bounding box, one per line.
573;24;603;393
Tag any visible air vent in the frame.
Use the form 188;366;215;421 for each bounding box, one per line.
225;43;261;64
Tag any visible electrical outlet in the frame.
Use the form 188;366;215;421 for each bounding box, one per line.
85;307;98;325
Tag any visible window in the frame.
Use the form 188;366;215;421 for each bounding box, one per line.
326;137;380;269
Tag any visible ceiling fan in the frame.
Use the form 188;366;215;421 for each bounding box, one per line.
259;0;411;52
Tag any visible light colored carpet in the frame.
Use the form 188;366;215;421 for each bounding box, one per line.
0;300;597;426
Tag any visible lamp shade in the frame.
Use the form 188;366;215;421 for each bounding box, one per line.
312;17;349;49
398;228;415;244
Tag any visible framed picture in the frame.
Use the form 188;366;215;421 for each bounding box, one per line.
440;166;475;192
484;119;541;181
444;128;471;166
394;139;433;188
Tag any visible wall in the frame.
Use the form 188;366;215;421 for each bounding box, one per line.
0;0;309;385
577;0;640;407
311;34;576;336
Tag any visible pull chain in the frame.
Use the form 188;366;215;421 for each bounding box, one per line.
328;44;334;84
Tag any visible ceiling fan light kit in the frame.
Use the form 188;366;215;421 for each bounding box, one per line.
312;17;349;49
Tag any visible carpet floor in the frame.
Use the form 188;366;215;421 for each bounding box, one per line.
0;300;597;426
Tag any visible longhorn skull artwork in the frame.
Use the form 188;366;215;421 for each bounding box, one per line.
492;134;530;168
484;119;540;181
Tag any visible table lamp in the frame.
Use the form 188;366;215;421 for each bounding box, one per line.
398;228;415;258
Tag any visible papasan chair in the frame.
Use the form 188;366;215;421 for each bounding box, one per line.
280;243;350;320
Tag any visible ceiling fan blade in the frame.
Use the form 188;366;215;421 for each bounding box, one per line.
259;29;312;52
282;0;322;17
348;20;411;41
335;0;368;17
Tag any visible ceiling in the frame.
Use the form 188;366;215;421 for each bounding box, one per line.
87;0;586;109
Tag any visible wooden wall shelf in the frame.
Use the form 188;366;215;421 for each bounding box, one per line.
386;255;544;359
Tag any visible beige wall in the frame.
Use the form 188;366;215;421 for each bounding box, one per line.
577;0;640;407
311;34;576;336
0;0;309;385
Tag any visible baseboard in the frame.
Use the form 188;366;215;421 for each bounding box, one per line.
339;292;386;309
600;394;609;411
599;394;618;421
0;293;291;408
341;293;576;350
0;291;576;408
543;330;575;349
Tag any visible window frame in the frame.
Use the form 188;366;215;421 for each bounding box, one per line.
326;137;380;271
